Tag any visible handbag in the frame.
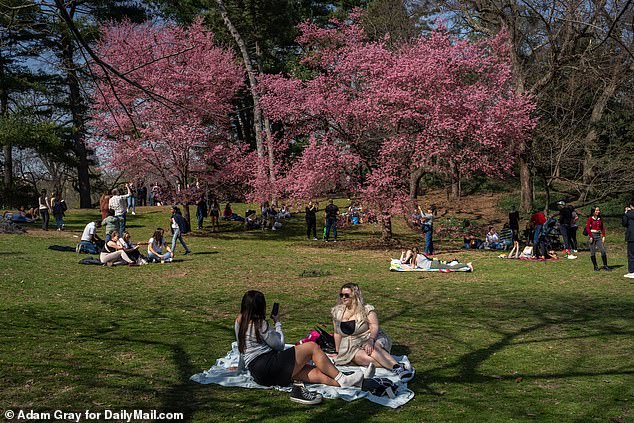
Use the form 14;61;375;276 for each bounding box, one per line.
582;227;589;236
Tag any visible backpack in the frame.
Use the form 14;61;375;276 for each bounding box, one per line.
361;377;397;398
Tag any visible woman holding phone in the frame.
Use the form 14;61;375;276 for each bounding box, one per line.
236;290;367;405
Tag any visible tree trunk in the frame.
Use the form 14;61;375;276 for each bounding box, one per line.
183;204;191;232
60;16;92;208
0;53;11;189
409;166;424;198
581;69;619;201
381;213;392;240
215;0;266;174
449;160;460;199
519;154;532;212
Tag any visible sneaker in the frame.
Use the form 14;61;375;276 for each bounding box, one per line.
132;211;136;215
184;250;191;256
392;365;414;382
290;381;322;405
313;237;318;241
76;244;81;253
624;273;634;278
567;255;577;260
164;258;172;263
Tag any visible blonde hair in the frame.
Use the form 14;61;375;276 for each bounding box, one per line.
332;283;368;321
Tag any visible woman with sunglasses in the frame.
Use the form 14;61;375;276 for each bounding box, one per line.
236;290;366;405
332;283;413;381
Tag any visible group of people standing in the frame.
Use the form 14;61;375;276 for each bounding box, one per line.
526;199;634;278
37;189;67;231
305;199;340;242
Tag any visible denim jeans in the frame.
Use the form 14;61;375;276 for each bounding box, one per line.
116;213;126;234
533;224;543;245
148;251;171;262
40;209;49;230
196;212;204;229
171;228;190;253
424;229;434;254
127;196;136;213
325;218;337;241
79;240;98;254
55;215;64;230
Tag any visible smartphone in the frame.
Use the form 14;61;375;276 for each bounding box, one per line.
271;302;279;317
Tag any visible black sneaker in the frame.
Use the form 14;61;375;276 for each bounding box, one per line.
290;381;322;405
392;365;414;382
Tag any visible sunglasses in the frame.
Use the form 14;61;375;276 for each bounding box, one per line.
339;293;351;299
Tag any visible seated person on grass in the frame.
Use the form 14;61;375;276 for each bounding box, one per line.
118;231;147;264
147;228;173;262
401;247;473;271
245;210;261;230
79;220;104;254
484;226;503;250
100;230;135;266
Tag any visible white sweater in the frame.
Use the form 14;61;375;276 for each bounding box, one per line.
234;319;284;367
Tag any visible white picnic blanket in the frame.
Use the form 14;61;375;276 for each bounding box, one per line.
190;342;415;408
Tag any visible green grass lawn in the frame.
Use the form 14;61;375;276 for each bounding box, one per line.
1;203;633;422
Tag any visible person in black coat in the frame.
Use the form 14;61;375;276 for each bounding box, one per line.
623;199;634;279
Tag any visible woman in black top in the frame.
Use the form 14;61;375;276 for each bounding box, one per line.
305;200;317;240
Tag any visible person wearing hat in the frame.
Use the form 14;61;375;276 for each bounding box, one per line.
557;200;575;258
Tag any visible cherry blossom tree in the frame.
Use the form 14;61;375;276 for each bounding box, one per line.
258;13;536;239
89;19;244;223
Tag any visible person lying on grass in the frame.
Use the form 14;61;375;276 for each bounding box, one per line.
400;248;473;272
236;290;369;405
331;283;413;382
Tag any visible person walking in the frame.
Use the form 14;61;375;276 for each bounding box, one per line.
324;199;339;242
623;199;634;279
585;206;611;272
305;200;317;240
170;206;191;255
195;197;207;230
38;189;51;231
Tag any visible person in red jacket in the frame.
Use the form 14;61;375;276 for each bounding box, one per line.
530;210;547;246
585;206;611;271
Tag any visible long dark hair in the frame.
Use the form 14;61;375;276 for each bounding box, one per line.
237;290;266;354
152;228;164;244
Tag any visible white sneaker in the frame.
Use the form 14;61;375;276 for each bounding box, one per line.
624;273;634;278
363;363;376;379
313;238;318;241
132;211;136;215
567;255;577;260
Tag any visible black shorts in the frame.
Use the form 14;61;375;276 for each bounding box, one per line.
210;210;219;218
248;347;296;387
